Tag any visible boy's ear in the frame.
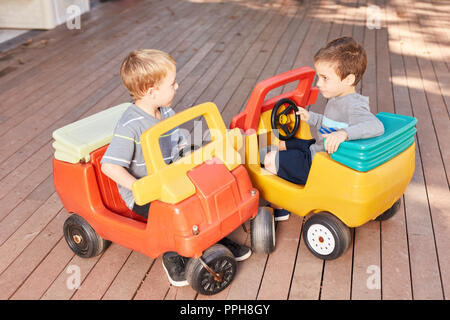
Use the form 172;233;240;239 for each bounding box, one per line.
343;73;356;86
146;86;156;98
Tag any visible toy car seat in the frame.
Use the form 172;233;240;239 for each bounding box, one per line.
90;145;147;222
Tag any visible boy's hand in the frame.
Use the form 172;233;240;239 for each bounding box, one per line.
296;108;310;122
278;140;286;151
322;130;348;154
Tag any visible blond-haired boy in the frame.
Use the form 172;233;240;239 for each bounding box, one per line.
101;49;251;287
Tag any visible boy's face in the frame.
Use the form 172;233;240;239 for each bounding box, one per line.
152;68;178;107
314;61;355;98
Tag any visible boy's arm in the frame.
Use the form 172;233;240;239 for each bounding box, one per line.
322;105;385;154
278;108;321;151
344;105;384;140
101;125;137;189
177;128;188;150
306;111;323;128
101;163;136;190
296;107;323;128
322;130;348;154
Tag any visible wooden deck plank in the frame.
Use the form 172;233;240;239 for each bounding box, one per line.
9;238;74;300
0;156;53;221
0;4;200;163
288;226;323;300
312;0;359;301
349;0;383;301
0;192;62;275
0;0;180;93
387;0;445;300
25;0;245;299
71;0;256;299
0;2;197;143
376;5;413;299
320;241;353;300
0;0;174;110
351;222;382;300
0;209;68;299
285;0;340;301
396;0;448;299
0;176;55;246
135;0;284;299
399;0;450;298
0;0;126;78
258;215;303;300
380;199;413;299
174;4;268;111
71;244;132;300
171;0;261;109
409;1;450;185
164;285;198;300
418;0;450;73
41;250;101;300
217;225;261;300
220;2;302;125
0;0;221;227
0;0;227;178
0;0;234;298
0;0;447;301
133;257;171;300
102;251;153;300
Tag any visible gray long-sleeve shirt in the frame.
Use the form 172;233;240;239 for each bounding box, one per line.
307;93;384;159
101;104;187;208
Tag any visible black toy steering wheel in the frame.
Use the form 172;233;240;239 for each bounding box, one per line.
271;98;300;140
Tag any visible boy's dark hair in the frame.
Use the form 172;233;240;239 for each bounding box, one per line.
314;37;367;86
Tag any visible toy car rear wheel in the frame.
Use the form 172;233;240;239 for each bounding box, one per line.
186;244;236;296
63;214;110;258
303;212;351;260
250;206;276;254
375;199;401;221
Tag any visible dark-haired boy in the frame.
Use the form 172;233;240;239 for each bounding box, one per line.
263;37;385;221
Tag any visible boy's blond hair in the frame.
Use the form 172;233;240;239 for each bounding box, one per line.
314;37;367;86
120;49;176;100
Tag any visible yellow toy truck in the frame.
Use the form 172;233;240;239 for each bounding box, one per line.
230;67;417;260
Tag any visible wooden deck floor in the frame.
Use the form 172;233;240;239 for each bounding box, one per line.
0;0;448;300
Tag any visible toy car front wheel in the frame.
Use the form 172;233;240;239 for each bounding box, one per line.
303;212;351;260
186;244;236;295
375;199;401;221
250;206;276;254
63;214;110;258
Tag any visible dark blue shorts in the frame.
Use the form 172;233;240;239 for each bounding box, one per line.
260;138;315;185
132;202;150;219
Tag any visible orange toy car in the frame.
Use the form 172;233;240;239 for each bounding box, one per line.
53;102;274;295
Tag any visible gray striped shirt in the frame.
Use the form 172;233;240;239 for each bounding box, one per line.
101;104;186;208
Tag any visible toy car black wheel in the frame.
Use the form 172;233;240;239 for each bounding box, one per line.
250;206;276;254
303;212;351;260
271;98;300;140
375;198;401;221
186;244;236;295
63;214;110;258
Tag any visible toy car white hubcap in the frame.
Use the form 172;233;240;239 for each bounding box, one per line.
307;224;335;255
73;234;83;244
